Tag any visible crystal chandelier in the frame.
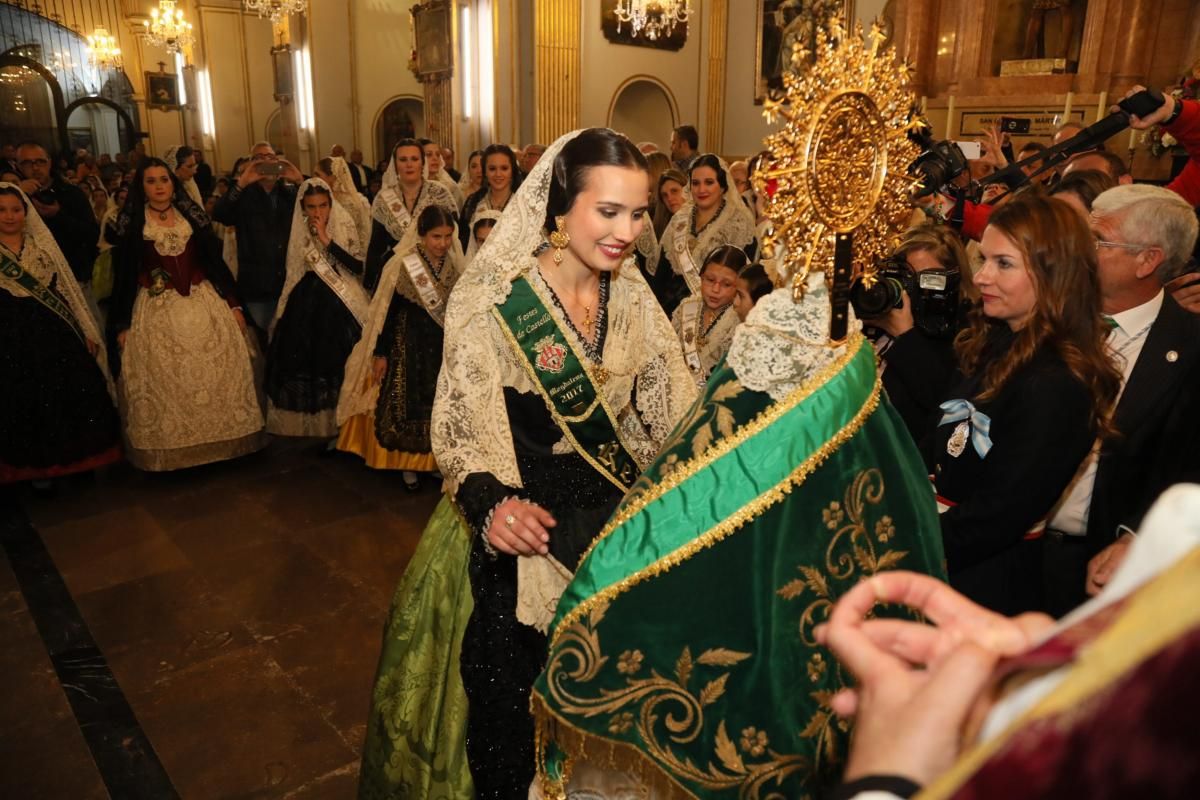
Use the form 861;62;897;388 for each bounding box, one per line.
143;1;195;53
614;0;693;41
244;0;308;24
86;26;123;70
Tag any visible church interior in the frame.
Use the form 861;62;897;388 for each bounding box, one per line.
2;0;1200;797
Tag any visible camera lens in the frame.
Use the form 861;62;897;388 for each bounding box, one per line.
850;276;905;319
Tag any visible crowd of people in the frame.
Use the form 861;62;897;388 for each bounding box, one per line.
3;86;1200;798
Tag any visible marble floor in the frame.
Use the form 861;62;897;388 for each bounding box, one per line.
0;438;439;798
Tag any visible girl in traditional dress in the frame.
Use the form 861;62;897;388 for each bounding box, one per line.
265;179;369;438
317;155;373;246
733;262;773;321
466;208;502;263
163;145;204;207
365;139;458;293
651;167;686;239
457;148;484;201
655;154;756;315
421;139;465;210
355;129;695;800
458;143;523;252
108;158;265;471
0;183;121;483
337;205;464;489
670;244;746;387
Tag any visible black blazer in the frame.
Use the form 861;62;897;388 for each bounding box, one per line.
1087;295;1200;550
348;162;373;196
928;335;1096;615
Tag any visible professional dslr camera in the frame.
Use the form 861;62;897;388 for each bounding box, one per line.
849;257;962;339
908;126;971;199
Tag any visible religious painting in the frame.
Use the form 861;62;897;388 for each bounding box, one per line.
756;0;855;103
992;0;1087;75
600;0;688;52
413;1;453;80
144;71;180;111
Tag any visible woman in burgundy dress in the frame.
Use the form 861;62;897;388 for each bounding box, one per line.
108;158;265;471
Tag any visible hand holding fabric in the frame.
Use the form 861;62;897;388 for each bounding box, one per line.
1086;534;1134;596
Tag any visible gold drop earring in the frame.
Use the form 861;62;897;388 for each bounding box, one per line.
549;215;570;265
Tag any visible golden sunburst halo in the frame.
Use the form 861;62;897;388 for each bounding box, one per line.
756;18;922;301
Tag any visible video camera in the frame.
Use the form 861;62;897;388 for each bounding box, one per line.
909;89;1169;201
850;256;962;339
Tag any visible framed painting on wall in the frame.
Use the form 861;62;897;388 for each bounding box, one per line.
755;0;855;103
413;1;453;80
145;71;180;111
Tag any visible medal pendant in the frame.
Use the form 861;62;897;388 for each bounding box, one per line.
947;420;969;458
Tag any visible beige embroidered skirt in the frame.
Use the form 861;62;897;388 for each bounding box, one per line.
120;281;266;471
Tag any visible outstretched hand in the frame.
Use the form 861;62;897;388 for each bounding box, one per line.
1119;85;1177;130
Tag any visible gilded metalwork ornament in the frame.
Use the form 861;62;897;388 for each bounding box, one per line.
756;18;921;302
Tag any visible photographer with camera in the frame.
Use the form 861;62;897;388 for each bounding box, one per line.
15;142;100;288
212;141;305;334
857;224;974;444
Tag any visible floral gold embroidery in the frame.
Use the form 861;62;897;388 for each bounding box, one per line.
608;712;635;734
777;468;913;772
617;650;644;676
739;727;769;757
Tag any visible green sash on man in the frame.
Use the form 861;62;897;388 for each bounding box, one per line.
532;336;946;798
494;274;641;491
0;248;85;344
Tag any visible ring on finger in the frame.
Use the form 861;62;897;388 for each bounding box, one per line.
504;513;516;529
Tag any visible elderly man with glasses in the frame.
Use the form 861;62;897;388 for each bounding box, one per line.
1041;184;1200;617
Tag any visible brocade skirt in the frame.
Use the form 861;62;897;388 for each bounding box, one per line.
119;281;266;471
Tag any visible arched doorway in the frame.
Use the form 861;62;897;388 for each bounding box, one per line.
608;78;677;150
265;109;285;154
64;97;138;156
374;96;425;167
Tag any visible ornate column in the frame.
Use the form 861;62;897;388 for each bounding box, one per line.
424;77;454;147
534;0;580;143
704;0;729;154
1112;0;1162;86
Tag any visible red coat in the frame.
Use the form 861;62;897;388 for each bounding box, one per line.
1166;99;1200;208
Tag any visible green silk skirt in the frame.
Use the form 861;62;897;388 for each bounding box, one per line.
357;496;475;799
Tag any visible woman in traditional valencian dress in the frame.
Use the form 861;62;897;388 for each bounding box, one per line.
108;158;265;471
670;244;746;388
654;154;757;316
0;183;121;483
458;143;523;252
355;129;696;800
337;206;463;488
458;149;484;203
264;179;369;438
317;155;373;246
163;145;204;207
421;139;465;210
365;139;458;293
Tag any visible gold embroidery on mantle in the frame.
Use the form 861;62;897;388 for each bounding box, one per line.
540;600;810;797
776;468;910;773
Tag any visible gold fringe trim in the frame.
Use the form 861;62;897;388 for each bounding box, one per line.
533;694;703;800
553;336;873;648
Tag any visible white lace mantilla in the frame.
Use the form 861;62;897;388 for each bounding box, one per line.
371;177;457;241
726;271;858;401
143;210;193;257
